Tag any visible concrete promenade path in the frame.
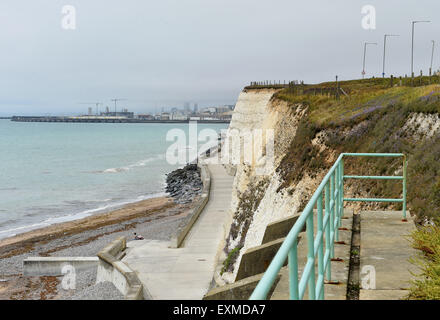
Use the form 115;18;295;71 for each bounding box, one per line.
359;211;417;300
123;162;234;300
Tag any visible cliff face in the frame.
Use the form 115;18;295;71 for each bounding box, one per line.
222;89;323;282
221;82;440;283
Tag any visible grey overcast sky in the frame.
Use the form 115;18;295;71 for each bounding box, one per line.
0;0;439;115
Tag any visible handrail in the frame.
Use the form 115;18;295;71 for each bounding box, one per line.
250;153;407;300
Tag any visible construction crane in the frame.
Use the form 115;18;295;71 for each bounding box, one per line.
78;102;103;116
111;98;127;114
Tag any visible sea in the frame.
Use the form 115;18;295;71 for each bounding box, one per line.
0;119;228;240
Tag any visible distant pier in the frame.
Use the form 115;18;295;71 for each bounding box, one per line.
10;116;230;124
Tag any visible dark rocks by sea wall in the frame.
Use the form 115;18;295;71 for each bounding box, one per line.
165;164;203;204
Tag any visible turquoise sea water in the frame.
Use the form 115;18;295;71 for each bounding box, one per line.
0;120;228;239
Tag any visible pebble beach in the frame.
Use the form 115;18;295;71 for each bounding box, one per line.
0;164;204;300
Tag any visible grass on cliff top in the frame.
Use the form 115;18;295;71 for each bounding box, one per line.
407;226;440;300
276;78;440;127
275;77;440;223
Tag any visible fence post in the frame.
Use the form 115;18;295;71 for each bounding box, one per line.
325;182;332;281
306;214;316;300
335;165;340;242
330;173;335;258
340;158;344;221
317;194;324;299
288;241;299;300
402;155;407;220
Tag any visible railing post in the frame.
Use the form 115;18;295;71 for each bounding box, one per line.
402;155;407;220
288;241;299;300
338;160;343;227
341;158;344;221
330;173;335;258
306;214;316;300
317;194;324;300
335;165;340;242
325;182;331;281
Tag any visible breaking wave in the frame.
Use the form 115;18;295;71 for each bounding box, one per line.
102;154;165;174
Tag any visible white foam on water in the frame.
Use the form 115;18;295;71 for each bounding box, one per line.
102;154;165;174
0;192;166;240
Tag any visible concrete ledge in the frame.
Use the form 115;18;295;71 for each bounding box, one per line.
203;270;283;300
169;160;212;248
236;237;301;281
97;237;149;300
262;214;303;244
360;289;409;300
23;257;99;276
262;210;352;245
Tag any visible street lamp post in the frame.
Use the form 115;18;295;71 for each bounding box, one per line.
430;40;435;76
363;42;377;79
383;34;399;78
411;20;430;82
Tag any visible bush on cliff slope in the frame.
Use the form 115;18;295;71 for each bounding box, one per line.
223;178;270;271
408;226;440;299
275;80;440;223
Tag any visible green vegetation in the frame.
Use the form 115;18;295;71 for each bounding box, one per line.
407;226;440;299
274;78;440;298
223;178;270;272
221;246;242;275
224;78;440;275
276;78;440;127
275;78;440;223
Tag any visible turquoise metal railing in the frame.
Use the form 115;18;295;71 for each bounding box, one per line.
250;153;407;300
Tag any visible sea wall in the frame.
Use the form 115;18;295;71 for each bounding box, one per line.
96;237;149;300
169;163;211;248
23;257;98;276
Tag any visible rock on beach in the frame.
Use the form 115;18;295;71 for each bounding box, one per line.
165;164;203;204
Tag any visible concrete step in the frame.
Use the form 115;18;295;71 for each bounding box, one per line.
235;237;294;281
270;210;353;300
208;209;352;300
261;214;303;245
203;268;285;300
234;211;310;282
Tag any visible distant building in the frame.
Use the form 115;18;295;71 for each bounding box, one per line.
218;111;233;120
194;103;198;113
171;111;187;120
100;111;134;118
138;114;154;120
160;112;171;120
202;107;217;114
216;106;232;114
